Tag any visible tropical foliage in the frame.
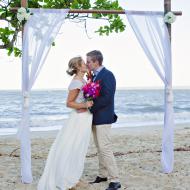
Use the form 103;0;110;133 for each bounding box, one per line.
0;0;126;57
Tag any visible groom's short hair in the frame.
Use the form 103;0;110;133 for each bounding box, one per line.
86;50;103;65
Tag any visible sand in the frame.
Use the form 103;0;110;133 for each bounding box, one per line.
0;125;190;190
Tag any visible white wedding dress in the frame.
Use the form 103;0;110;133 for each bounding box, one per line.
37;79;92;190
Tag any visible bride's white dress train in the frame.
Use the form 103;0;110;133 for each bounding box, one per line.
37;80;92;190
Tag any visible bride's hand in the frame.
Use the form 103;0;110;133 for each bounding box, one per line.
76;101;93;113
85;101;93;108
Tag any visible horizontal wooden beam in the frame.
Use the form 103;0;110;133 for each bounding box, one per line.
10;8;182;16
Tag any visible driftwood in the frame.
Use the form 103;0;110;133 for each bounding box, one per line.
9;147;20;157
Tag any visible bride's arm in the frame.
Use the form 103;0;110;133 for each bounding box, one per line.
66;89;93;109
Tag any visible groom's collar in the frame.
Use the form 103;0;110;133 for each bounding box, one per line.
93;66;104;75
93;67;106;81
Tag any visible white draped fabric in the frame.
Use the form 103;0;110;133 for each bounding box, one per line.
18;9;68;183
125;11;174;173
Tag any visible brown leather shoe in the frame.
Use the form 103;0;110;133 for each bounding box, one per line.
89;176;108;184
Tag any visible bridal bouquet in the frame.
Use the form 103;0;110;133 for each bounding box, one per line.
82;80;101;101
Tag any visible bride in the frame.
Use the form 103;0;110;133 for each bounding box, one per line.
37;56;93;190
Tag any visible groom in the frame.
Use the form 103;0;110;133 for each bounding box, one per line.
86;50;121;190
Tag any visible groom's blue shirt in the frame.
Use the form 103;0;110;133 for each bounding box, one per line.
93;66;104;81
90;67;118;125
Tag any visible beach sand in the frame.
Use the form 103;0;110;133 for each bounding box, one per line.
0;125;190;190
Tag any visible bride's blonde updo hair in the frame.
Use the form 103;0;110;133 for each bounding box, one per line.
66;56;83;76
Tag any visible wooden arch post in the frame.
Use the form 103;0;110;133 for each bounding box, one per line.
164;0;171;41
21;0;27;8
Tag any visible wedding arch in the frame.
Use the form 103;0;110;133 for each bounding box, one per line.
11;0;182;184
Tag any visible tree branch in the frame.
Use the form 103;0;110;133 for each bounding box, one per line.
84;20;92;39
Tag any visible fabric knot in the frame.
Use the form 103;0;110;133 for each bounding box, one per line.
23;92;30;108
166;86;173;103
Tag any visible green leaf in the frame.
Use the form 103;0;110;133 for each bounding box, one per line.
13;47;22;57
7;47;13;56
0;9;6;16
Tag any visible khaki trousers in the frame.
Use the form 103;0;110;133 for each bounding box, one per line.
92;124;119;182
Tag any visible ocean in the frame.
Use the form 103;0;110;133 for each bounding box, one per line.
0;89;190;135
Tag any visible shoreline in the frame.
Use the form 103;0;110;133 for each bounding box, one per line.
1;123;190;138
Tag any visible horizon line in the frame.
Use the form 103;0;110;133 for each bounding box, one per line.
0;86;190;91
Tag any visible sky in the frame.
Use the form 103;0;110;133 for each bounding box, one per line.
0;0;190;90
